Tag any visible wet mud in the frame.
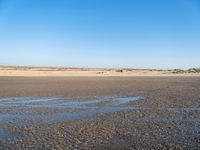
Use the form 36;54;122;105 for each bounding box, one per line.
0;77;199;149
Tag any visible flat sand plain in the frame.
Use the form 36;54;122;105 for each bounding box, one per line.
0;66;199;77
0;76;200;149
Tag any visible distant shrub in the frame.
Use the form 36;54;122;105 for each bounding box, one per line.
187;68;200;73
115;69;123;72
123;68;134;72
96;72;104;74
172;69;186;74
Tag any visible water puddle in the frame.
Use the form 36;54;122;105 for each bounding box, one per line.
0;96;67;107
151;117;200;123
0;127;20;140
0;95;143;109
167;107;200;112
0;95;199;131
0;95;200;143
0;95;144;125
115;96;144;105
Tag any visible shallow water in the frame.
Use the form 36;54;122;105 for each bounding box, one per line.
0;96;144;139
115;96;144;104
1;96;200;124
0;95;144;125
0;95;200;140
0;95;142;106
0;95;143;108
0;95;199;139
0;127;20;140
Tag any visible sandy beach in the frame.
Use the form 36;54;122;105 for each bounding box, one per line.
1;0;200;149
0;66;199;77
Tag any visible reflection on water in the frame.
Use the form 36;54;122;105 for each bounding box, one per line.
0;96;143;108
0;95;200;140
0;95;144;139
116;96;143;104
0;127;20;140
0;96;200;125
0;95;144;125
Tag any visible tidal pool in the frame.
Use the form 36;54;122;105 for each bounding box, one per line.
0;95;199;142
0;127;20;140
0;95;199;128
0;95;144;125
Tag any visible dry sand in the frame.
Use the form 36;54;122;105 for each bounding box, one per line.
0;66;199;77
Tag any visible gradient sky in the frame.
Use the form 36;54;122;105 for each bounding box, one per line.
0;0;200;69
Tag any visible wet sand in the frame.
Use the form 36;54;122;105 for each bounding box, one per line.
0;77;200;149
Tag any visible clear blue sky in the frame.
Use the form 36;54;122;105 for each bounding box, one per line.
0;0;200;69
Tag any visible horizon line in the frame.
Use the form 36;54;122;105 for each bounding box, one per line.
0;65;199;71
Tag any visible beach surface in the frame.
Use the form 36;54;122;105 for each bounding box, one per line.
0;66;199;77
0;76;200;149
